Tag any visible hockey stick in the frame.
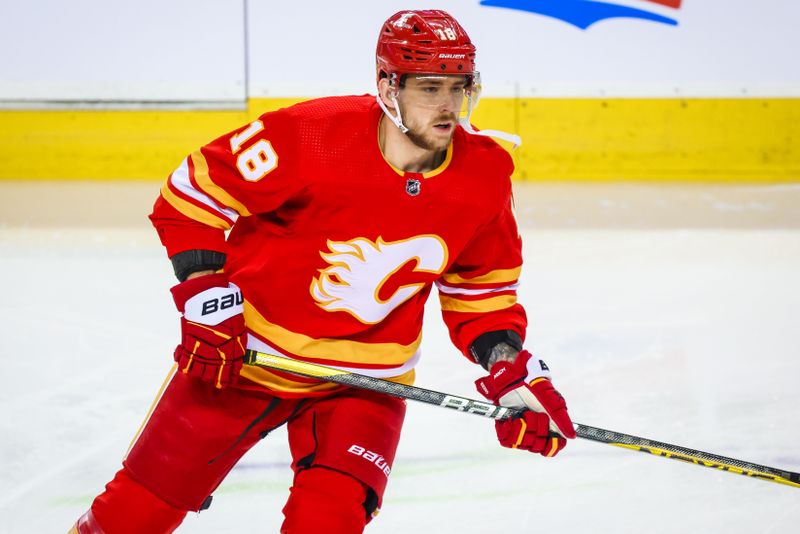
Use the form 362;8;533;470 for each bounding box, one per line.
244;350;800;489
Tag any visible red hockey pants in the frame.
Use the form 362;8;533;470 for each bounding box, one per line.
86;368;406;533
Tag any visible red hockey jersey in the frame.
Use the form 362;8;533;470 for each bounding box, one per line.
150;95;527;396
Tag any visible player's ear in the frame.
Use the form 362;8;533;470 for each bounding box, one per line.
377;78;396;111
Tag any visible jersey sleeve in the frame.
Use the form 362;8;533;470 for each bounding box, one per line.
436;189;527;360
149;112;302;257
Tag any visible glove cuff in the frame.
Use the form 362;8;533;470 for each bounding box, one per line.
475;359;523;402
171;273;231;311
516;350;552;383
475;350;553;402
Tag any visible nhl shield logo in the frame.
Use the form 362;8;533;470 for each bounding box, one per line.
406;178;421;196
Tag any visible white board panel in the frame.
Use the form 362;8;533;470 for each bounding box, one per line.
1;1;797;102
0;0;245;102
247;0;800;97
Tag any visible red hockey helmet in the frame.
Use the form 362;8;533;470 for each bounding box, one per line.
376;10;477;83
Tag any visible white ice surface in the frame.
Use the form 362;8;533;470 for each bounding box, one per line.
1;227;799;533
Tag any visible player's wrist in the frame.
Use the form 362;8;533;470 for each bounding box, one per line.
469;329;523;370
186;270;216;280
486;343;521;370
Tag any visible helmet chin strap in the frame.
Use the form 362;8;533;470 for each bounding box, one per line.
458;120;521;149
458;92;522;148
376;92;409;134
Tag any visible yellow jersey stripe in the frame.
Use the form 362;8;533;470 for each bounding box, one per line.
240;366;416;393
439;294;517;313
190;150;252;217
441;266;522;285
160;183;231;229
244;301;422;365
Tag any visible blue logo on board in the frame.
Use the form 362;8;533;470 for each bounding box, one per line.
479;0;682;30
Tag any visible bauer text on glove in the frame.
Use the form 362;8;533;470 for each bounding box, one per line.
171;273;247;388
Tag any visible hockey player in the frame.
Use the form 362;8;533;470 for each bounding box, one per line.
71;9;575;534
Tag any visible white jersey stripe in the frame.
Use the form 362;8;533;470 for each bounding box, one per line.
435;281;520;296
170;157;240;222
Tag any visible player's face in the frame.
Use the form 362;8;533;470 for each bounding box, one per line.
398;75;466;151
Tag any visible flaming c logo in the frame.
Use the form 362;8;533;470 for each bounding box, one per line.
480;0;682;29
311;236;448;324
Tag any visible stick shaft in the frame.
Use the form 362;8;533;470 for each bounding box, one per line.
574;424;800;488
244;350;520;419
244;350;800;489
